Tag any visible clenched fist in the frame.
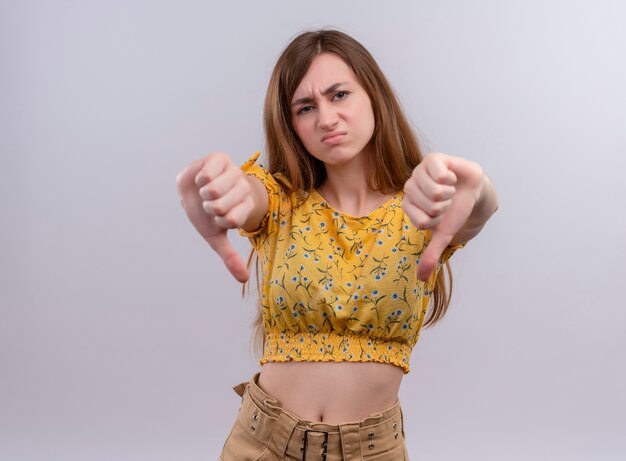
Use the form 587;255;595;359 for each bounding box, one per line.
402;152;485;282
176;152;255;282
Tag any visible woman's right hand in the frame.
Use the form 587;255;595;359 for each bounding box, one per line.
176;152;255;283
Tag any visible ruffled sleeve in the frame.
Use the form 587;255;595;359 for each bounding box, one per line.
423;240;467;290
440;241;466;264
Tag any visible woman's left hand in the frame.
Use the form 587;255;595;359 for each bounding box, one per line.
402;152;485;281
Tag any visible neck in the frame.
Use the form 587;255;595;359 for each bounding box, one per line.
319;166;392;217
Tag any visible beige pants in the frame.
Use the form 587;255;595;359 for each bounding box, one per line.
219;372;410;460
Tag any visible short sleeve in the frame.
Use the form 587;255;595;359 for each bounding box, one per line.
424;241;467;290
238;151;290;242
439;241;466;264
421;228;467;266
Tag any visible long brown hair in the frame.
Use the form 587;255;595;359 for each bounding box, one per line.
245;29;455;356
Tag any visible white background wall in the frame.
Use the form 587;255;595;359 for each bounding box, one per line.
1;1;625;460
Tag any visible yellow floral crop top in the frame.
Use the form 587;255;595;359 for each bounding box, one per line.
239;152;464;373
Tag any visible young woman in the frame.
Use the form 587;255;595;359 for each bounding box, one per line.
177;30;498;461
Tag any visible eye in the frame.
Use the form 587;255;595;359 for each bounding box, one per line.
297;105;314;115
333;91;349;101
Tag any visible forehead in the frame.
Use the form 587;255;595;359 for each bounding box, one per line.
293;53;359;97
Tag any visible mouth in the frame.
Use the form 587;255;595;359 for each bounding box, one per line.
321;131;347;144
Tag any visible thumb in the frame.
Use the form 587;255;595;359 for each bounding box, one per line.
417;230;453;282
206;231;250;283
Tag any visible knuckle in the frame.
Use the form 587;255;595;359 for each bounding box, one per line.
213;202;230;216
211;202;226;216
240;178;252;193
207;151;224;161
202;201;212;214
427;204;442;216
195;173;207;187
212;216;226;229
209;151;231;167
205;186;220;199
415;217;431;229
432;187;445;201
222;214;239;228
201;198;224;215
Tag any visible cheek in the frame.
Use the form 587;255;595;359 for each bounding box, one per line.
294;120;315;146
349;97;374;129
359;102;376;138
367;102;376;134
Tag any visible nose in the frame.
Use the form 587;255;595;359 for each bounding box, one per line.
317;101;338;130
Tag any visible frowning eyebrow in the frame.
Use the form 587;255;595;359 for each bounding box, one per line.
291;82;348;106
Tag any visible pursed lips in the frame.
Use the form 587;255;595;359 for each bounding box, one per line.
321;131;347;144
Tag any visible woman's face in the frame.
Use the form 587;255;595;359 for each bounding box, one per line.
291;53;375;169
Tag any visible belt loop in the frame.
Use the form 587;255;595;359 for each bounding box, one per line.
232;381;249;398
268;412;297;457
339;423;362;460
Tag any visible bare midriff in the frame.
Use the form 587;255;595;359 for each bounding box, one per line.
257;361;404;425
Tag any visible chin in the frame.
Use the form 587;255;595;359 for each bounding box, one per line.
318;148;362;164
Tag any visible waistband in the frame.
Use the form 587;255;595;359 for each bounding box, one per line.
232;372;405;460
261;331;413;374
